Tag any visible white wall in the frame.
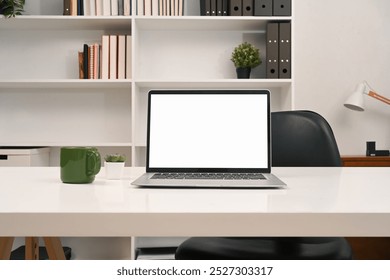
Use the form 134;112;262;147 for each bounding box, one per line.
294;0;390;155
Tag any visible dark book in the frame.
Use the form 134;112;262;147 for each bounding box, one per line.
118;0;124;15
83;44;89;79
77;0;84;15
78;51;84;79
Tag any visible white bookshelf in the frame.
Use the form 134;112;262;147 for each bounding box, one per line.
0;0;294;167
0;0;294;260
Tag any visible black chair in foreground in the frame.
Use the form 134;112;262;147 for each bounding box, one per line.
175;110;353;260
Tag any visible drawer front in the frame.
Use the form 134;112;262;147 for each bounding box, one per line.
0;155;31;166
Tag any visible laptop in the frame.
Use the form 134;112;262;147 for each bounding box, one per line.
131;89;286;188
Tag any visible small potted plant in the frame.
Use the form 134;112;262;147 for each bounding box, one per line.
0;0;25;18
231;42;261;79
104;154;126;179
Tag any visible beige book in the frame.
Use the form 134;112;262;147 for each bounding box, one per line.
126;35;132;79
109;35;118;79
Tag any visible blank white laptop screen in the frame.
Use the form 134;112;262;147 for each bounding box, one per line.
148;91;269;170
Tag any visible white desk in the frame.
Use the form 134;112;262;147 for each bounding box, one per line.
0;166;390;238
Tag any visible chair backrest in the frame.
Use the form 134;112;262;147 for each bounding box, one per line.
271;110;341;167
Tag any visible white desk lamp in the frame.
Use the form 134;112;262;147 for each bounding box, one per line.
344;81;390;111
344;81;390;156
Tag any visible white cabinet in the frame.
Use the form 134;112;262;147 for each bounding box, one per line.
0;0;293;167
0;147;50;166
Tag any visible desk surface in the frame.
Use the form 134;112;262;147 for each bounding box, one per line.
0;167;389;237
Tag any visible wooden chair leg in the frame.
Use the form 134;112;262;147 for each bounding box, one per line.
0;237;15;260
25;237;40;260
43;237;66;260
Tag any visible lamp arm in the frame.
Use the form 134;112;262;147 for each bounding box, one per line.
367;91;390;106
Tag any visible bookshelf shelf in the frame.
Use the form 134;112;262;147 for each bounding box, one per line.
0;79;132;89
135;79;292;90
134;16;291;31
0;16;131;31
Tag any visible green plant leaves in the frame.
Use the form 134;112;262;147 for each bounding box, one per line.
231;42;261;68
0;0;25;18
104;154;126;162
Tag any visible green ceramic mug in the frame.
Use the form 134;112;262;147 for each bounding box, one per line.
60;147;101;184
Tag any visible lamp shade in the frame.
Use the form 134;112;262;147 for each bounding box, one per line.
344;82;366;111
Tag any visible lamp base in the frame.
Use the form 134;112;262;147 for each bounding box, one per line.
373;150;390;156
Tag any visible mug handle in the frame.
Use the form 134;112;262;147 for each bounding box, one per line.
86;150;101;176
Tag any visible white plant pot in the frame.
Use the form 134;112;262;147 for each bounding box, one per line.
105;162;125;180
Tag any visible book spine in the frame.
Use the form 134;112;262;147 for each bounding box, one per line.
109;35;118;79
88;45;94;79
117;35;126;79
90;0;96;15
118;0;124;15
126;35;132;79
77;0;84;15
124;0;131;16
102;0;111;16
78;51;84;79
101;35;110;79
70;0;78;15
83;44;89;79
111;0;119;15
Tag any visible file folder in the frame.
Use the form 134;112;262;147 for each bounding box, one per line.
254;0;272;16
266;22;279;78
273;0;291;16
242;0;254;16
229;0;242;16
279;22;291;78
211;0;217;16
217;0;223;16
222;0;228;15
200;0;211;15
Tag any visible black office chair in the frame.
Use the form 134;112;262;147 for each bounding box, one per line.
175;110;353;260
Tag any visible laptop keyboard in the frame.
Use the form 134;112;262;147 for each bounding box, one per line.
151;173;266;180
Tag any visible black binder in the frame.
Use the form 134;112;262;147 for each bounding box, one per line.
211;0;217;16
63;0;71;15
278;22;291;78
217;0;223;16
273;0;291;16
200;0;211;16
222;0;228;15
242;0;253;16
254;0;272;16
266;22;279;78
229;0;242;16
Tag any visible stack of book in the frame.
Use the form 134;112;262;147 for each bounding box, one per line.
200;0;291;16
64;0;131;16
137;0;184;16
79;35;132;80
